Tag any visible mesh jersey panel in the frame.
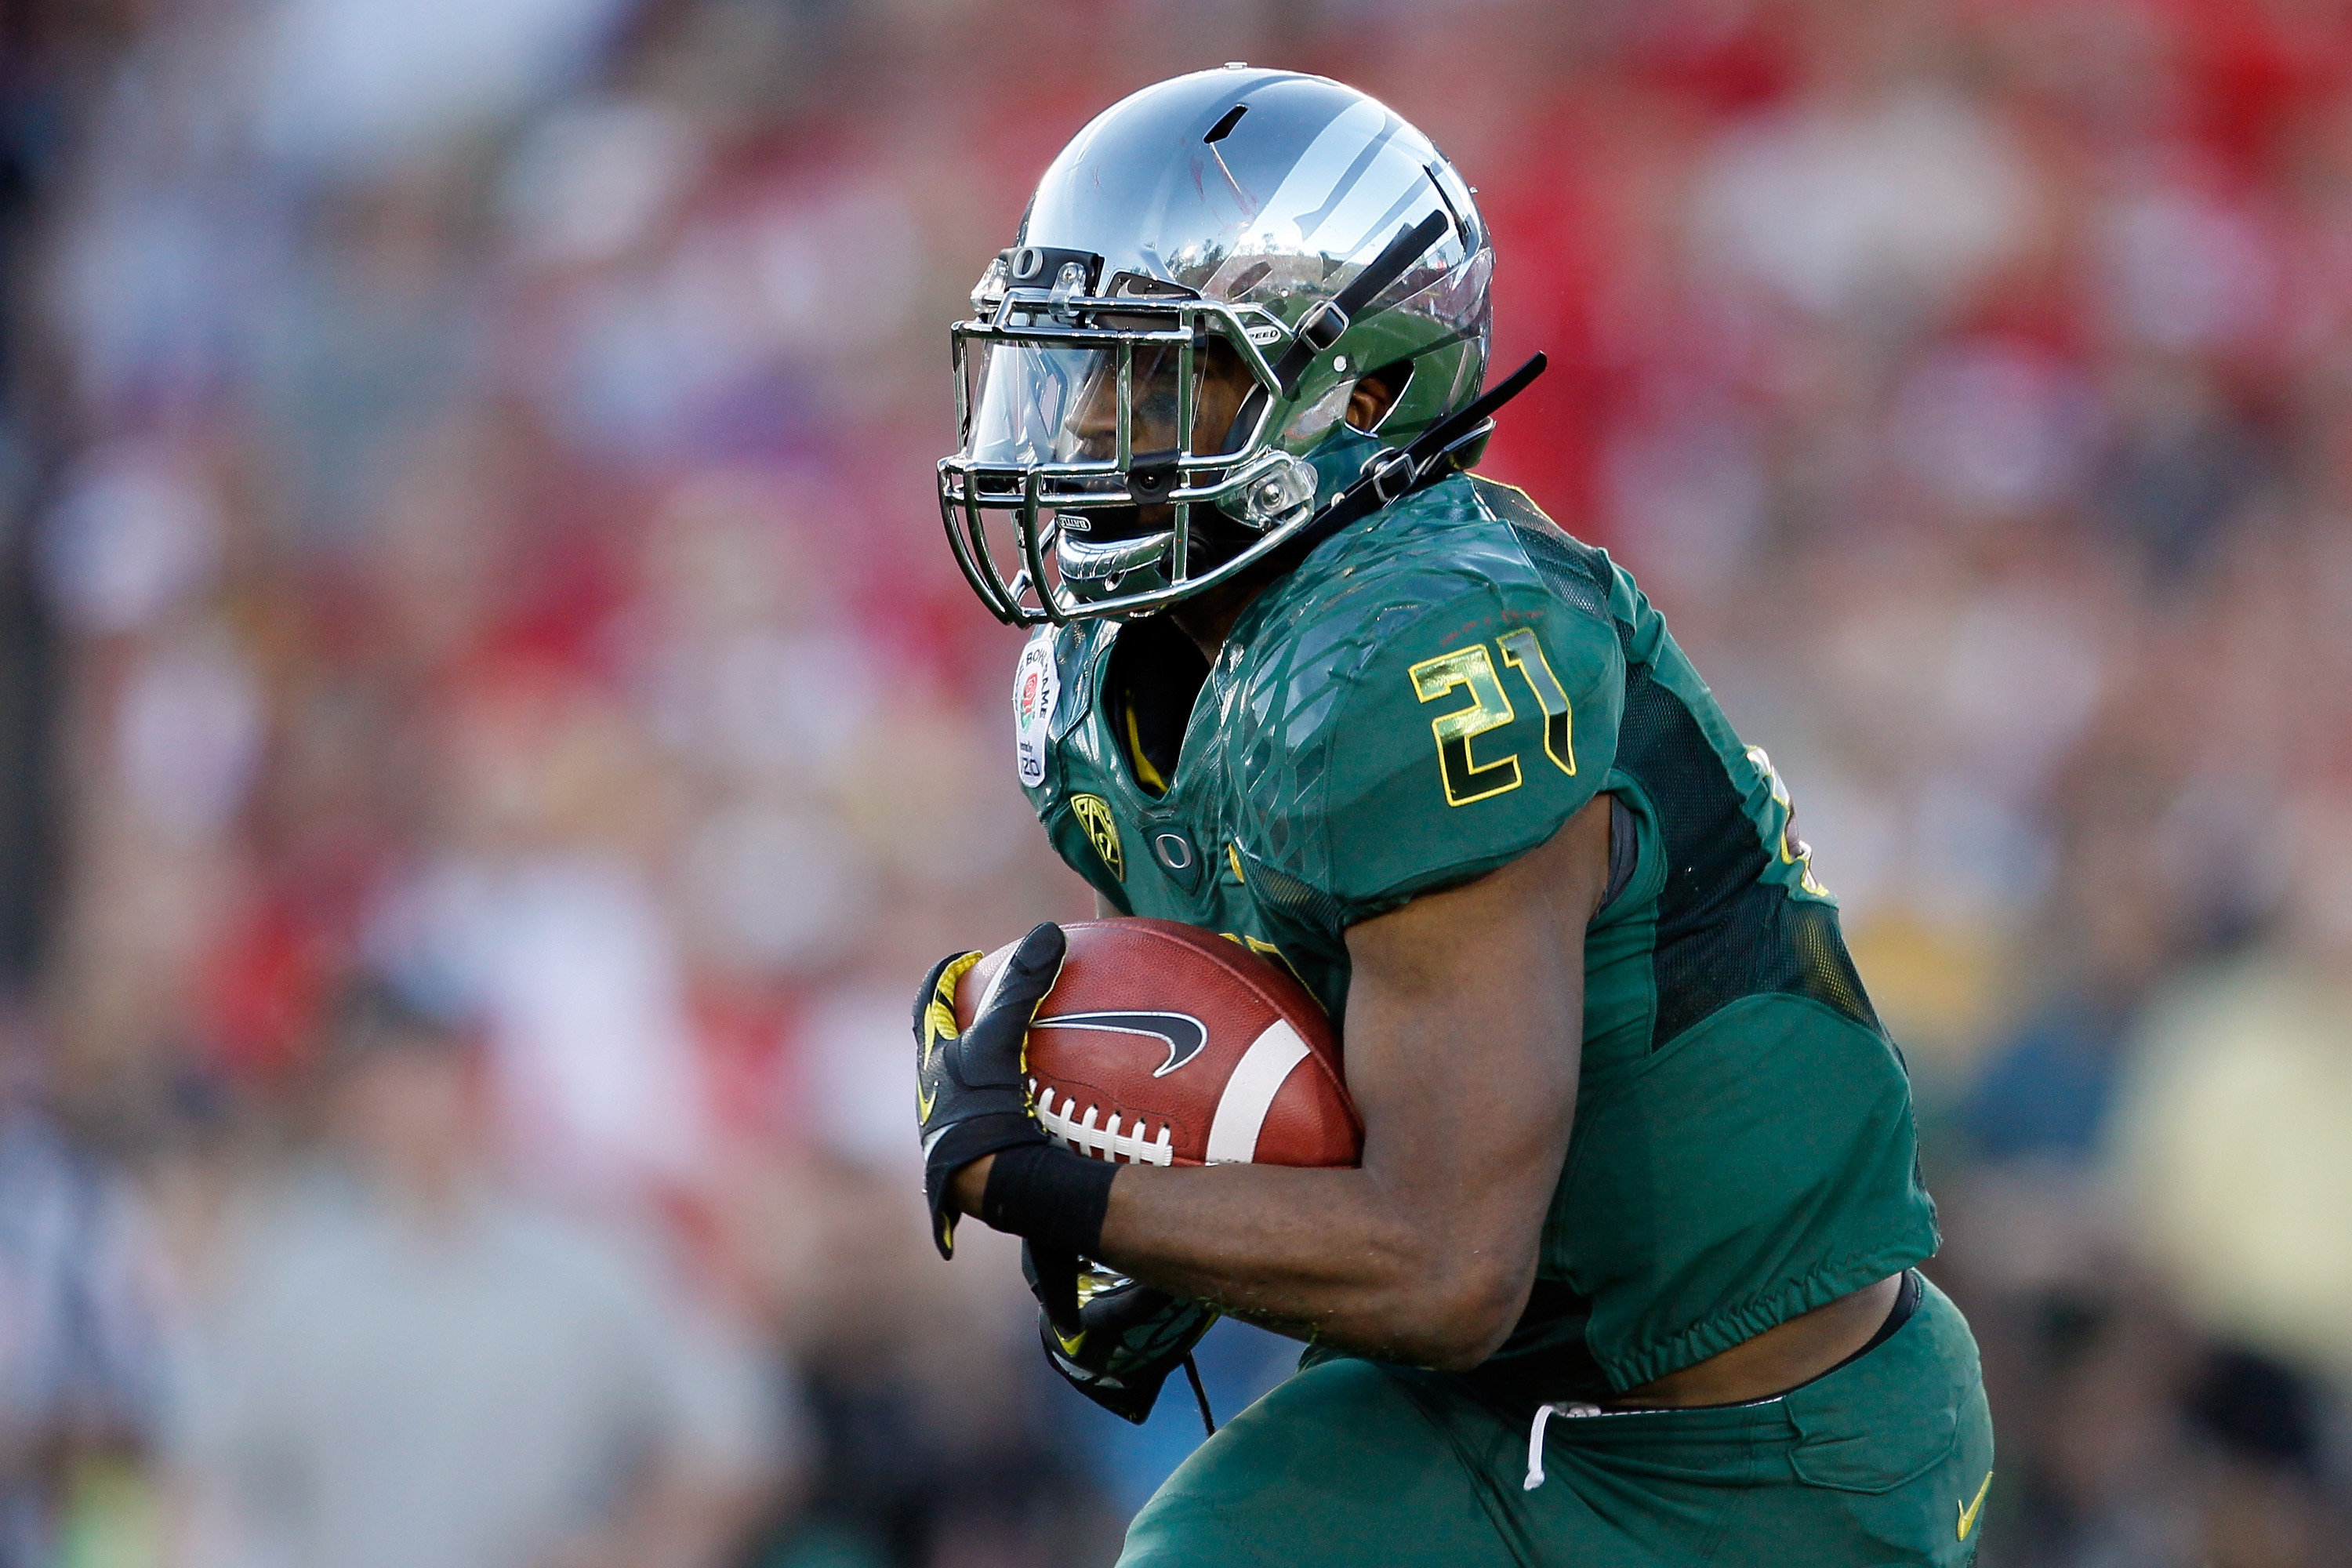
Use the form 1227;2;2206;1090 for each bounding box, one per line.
1621;664;1882;1047
1234;844;1347;935
1487;490;1615;621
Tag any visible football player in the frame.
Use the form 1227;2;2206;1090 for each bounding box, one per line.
915;67;1994;1566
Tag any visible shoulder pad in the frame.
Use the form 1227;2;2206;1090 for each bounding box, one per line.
1227;560;1624;929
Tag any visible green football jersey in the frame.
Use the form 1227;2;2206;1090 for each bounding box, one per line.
1014;438;1939;1395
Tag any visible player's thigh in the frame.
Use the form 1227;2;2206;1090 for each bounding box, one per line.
1116;1357;1513;1568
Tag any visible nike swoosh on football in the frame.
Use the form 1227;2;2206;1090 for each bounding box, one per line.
1033;1011;1209;1077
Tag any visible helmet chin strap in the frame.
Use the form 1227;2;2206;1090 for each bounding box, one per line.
1059;501;1258;579
1064;505;1146;539
1064;353;1544;610
1267;350;1549;572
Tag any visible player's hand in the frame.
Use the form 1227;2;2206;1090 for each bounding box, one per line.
913;922;1065;1259
1025;1244;1218;1426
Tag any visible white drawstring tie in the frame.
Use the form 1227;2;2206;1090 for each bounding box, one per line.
1523;1401;1604;1489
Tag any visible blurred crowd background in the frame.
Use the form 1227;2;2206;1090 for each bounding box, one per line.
0;0;2348;1564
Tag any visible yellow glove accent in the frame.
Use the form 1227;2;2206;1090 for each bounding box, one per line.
916;950;985;1126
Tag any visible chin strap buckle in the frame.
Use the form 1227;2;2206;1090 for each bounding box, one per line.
1294;299;1350;354
1359;447;1419;506
1272;210;1449;394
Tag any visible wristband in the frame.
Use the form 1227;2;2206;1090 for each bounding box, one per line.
980;1142;1118;1257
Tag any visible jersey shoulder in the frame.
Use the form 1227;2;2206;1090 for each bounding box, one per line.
1220;474;1628;927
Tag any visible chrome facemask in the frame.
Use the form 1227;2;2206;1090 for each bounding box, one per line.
939;256;1319;624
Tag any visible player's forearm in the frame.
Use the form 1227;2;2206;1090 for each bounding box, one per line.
1093;1157;1552;1370
947;1147;1540;1366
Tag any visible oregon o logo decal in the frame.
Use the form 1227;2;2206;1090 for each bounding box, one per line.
1071;795;1123;882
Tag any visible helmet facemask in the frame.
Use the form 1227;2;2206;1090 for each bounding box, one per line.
942;260;1321;623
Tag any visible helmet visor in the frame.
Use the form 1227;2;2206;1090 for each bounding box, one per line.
961;332;1255;472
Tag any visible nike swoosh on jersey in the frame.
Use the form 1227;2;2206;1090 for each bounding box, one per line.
1957;1470;1993;1541
1033;1011;1209;1077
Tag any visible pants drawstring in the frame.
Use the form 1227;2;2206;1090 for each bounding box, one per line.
1523;1401;1603;1490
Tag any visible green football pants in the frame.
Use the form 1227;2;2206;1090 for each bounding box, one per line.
1118;1276;1994;1567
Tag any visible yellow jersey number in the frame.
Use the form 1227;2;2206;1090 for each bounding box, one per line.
1408;632;1577;808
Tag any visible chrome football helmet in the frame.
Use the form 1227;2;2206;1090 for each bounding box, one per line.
939;66;1494;624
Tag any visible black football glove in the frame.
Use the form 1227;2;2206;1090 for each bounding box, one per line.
914;921;1065;1261
1025;1243;1219;1427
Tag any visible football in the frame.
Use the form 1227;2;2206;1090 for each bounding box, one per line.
954;919;1360;1168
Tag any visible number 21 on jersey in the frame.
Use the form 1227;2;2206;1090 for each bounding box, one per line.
1407;629;1577;808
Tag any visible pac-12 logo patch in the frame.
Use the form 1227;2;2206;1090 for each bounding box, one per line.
1070;793;1123;881
1013;634;1058;787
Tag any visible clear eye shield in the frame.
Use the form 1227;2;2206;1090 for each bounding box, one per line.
940;252;1319;623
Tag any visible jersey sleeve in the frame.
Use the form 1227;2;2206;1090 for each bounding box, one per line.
1247;584;1624;930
